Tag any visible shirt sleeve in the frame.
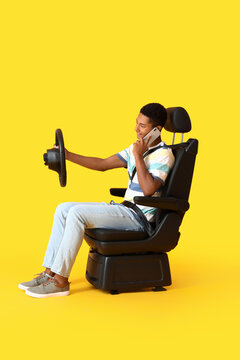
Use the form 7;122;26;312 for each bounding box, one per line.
148;149;175;185
116;147;129;166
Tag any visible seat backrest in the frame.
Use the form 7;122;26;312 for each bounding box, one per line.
162;107;198;202
162;138;198;201
153;108;198;228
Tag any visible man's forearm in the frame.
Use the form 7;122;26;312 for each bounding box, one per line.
134;155;158;196
66;151;106;171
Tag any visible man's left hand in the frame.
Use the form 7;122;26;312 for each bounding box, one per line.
132;136;151;157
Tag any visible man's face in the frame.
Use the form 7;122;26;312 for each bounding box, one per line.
135;113;154;139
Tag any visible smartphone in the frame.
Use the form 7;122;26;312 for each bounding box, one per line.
143;127;161;146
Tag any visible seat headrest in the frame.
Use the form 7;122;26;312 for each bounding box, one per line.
165;107;191;133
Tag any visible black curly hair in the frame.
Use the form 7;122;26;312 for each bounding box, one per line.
140;103;167;128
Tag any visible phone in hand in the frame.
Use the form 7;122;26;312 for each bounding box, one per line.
143;127;161;146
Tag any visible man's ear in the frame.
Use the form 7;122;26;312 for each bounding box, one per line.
157;125;162;132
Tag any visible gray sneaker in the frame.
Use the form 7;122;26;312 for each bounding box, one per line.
25;278;70;298
18;272;52;291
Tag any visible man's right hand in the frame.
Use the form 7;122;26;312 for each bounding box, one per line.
54;145;69;160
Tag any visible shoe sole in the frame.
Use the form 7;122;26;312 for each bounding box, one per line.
25;289;70;298
18;284;30;291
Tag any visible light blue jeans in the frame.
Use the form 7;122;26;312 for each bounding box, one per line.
42;201;145;277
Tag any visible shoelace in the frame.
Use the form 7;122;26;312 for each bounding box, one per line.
33;272;53;285
33;272;45;283
34;272;44;278
42;278;55;287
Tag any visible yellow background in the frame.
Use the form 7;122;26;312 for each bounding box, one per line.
0;0;239;359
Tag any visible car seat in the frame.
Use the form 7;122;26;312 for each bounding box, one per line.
84;107;198;294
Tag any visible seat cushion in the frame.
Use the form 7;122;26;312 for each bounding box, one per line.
84;228;148;241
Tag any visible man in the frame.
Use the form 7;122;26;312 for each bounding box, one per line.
18;103;175;298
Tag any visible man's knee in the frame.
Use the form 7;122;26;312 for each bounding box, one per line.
67;205;89;226
55;203;65;213
55;202;72;217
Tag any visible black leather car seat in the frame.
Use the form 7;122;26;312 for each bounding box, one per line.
84;107;198;294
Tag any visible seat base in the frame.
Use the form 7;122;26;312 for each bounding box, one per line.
86;250;172;293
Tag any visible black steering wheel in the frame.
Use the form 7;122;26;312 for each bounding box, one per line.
43;129;67;187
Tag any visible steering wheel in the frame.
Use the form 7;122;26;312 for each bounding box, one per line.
43;129;67;187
